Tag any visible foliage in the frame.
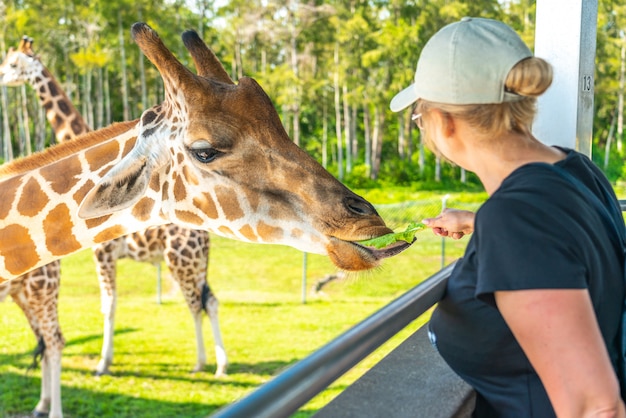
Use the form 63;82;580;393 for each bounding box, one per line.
1;0;623;188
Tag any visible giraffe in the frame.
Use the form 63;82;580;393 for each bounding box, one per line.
0;23;411;418
0;36;227;387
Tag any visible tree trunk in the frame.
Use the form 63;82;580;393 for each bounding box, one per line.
104;69;111;126
435;156;441;182
119;11;130;121
342;84;351;173
371;105;384;180
334;43;343;181
605;106;618;170
322;93;328;168
364;104;372;174
139;46;147;111
397;113;406;159
96;67;104;129
20;84;32;155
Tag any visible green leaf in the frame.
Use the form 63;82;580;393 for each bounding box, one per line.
358;222;426;249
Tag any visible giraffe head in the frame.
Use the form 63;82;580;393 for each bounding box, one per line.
0;36;40;86
80;23;410;270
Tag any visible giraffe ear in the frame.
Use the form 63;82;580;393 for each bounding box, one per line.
77;138;170;219
77;156;153;219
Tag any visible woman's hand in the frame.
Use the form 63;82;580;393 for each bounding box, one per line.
422;208;475;240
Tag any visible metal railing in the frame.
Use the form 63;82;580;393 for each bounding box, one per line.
211;262;457;418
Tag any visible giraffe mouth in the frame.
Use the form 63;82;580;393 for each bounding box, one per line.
325;237;414;271
355;238;415;260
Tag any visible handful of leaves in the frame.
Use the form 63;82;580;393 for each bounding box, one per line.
358;221;425;249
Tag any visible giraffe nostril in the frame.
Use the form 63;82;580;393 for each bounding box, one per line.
344;196;377;217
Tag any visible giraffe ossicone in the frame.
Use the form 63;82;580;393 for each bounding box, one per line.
0;22;411;285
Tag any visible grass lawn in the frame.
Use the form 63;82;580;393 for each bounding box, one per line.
0;190;483;417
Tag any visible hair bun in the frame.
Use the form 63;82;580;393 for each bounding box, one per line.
505;57;553;98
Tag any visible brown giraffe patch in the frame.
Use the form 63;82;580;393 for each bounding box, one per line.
218;225;234;237
0;175;22;219
257;221;284;242
122;136;138;155
193;193;219;219
149;172;161;192
0;224;40;275
40;154;82;194
17;178;49;217
94;225;127;243
85;140;121;171
173;175;186;201
215;186;244;221
182;165;199;186
85;215;112;229
239;224;258;242
44;204;82;256
132;197;156;221
72;179;95;206
175;210;203;226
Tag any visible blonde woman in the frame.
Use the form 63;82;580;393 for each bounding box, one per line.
391;17;626;417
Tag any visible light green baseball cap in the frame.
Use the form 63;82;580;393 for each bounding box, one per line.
390;17;533;112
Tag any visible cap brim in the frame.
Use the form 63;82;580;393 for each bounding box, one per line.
390;83;418;112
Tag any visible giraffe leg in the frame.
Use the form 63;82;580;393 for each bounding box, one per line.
13;262;65;418
164;227;227;376
93;243;118;376
202;285;228;377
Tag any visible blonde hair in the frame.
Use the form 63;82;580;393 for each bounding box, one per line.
417;57;553;136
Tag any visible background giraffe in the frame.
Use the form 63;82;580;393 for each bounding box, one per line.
0;24;409;418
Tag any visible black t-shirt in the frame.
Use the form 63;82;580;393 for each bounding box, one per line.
429;149;624;417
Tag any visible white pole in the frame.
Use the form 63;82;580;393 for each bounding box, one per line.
533;0;598;156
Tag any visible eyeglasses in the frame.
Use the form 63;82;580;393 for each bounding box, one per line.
411;112;424;130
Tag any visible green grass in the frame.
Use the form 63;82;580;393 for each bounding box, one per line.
0;191;482;418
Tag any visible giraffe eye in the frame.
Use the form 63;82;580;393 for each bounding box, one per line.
191;147;222;164
9;63;17;68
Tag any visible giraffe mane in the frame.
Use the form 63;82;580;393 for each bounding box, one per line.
0;119;139;178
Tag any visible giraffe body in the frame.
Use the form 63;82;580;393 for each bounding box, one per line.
0;24;410;418
0;36;228;417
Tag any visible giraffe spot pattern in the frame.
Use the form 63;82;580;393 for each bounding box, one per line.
85;214;112;229
0;224;40;275
72;179;95;206
182;165;199;186
17;177;49;217
174;174;186;201
94;225;127;244
193;193;218;219
215;185;244;221
131;197;156;221
149;172;160;192
44;204;82;256
0;175;22;219
85;140;120;172
238;224;258;242
175;210;203;226
40;155;82;194
58;100;71;116
257;221;284;242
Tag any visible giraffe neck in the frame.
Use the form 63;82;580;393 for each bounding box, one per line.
0;120;157;282
30;64;90;142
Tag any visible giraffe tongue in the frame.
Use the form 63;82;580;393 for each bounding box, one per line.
369;238;415;260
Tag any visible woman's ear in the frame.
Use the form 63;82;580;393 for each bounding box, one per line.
431;109;456;138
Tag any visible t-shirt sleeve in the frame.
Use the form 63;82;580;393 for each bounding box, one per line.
474;197;587;306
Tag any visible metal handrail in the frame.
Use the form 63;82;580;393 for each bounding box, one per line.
211;262;458;418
